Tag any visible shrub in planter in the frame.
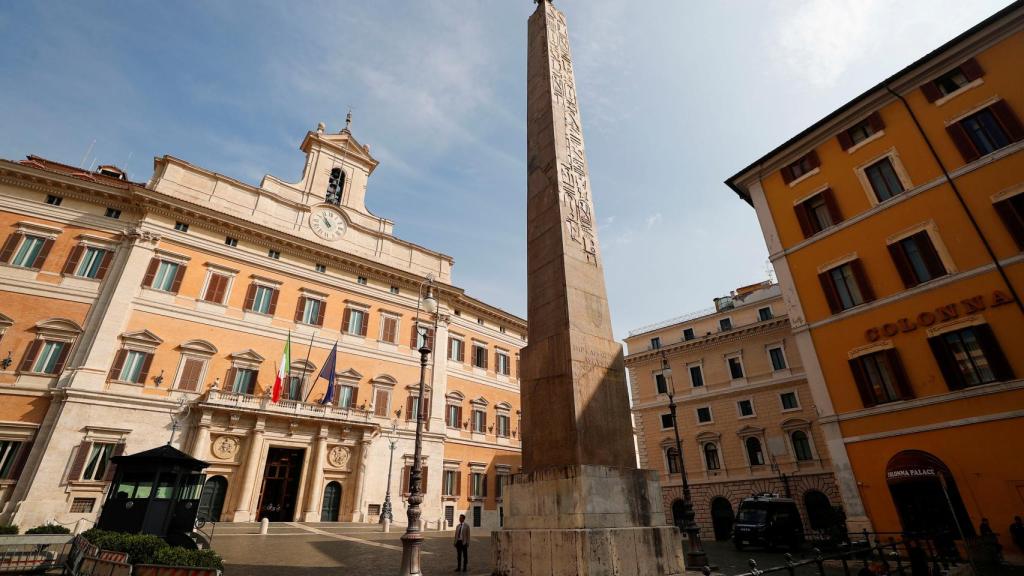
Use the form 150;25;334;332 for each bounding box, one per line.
0;525;18;535
80;529;223;570
153;547;224;571
25;523;71;535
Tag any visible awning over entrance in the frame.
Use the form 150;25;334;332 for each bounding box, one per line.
885;450;946;485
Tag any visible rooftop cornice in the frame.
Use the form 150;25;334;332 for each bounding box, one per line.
623;316;791;365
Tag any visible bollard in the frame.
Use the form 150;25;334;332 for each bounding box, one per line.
783;553;796;576
748;558;762;576
260;518;269;535
382;518;391;533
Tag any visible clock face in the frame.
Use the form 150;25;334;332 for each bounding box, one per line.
310;208;346;241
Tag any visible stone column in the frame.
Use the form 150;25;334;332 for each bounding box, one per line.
302;426;328;521
350;436;372;522
61;226;161;391
428;313;450;432
232;423;265;522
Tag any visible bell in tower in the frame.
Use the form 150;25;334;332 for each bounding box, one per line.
325;167;344;205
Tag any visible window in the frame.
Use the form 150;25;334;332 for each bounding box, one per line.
104;208;121;219
446;404;462;428
116;350;151;384
820;261;873;313
795;189;842;237
929;325;1012;390
471;472;487;498
175;357;205;392
769;347;787;371
496;351;510;376
380;315;399;344
337;384;357;408
780;391;800;410
696;407;712;424
948;103;1022;163
934;68;970;96
472;344;488;369
849;349;913;407
268;249;280;260
703;443;721;470
666;447;681;474
865;157;904;201
406;395;427;421
496;414;511;437
245;284;278;315
68;246;110;279
81;443;116;481
477;318;484;326
224;236;238;247
448;337;464;362
499;326;506;334
70;498;95;513
357;276;367;285
368;504;382;517
46;195;62;206
298;298;325;326
738;399;754;417
471;409;486;433
654;372;668;394
202;273;230;304
682;328;695;341
286;375;303;401
326;168;344;205
473;506;481;527
745;437;765;466
758;307;773;321
30;341;67;374
660;413;673;429
889;231;947;288
0;441;23;479
650;337;661;350
231;368;258;394
315;263;326;273
839;112;884;150
412;325;435;350
174;222;189;233
389;286;399;295
994;193;1024;250
10;235;47;268
148;260;181;292
496;474;508;499
781;151;819;184
921;59;984;102
689;365;704;388
443;470;459;496
791;431;813;461
719;318;732;331
728;357;744;379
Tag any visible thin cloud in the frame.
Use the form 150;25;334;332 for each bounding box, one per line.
645;213;663;229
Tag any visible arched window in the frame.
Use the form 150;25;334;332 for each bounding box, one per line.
703;442;721;470
745;437;765;466
666;447;681;474
791;430;813;461
326;168;344;205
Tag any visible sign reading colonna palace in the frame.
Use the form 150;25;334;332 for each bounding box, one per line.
0;121;524;531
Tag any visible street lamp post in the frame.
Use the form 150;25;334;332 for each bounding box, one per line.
662;353;709;569
381;420;399;531
399;275;438;576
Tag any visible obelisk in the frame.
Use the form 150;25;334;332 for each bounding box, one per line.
492;2;684;574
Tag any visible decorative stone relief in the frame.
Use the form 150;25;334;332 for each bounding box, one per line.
327;446;351;470
211;435;240;460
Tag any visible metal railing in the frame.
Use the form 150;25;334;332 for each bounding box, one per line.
0;534;75;574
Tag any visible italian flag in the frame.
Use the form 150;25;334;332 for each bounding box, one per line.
272;332;291;403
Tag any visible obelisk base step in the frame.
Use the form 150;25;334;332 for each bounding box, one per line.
491;465;685;575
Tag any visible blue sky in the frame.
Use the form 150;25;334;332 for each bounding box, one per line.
0;0;1010;339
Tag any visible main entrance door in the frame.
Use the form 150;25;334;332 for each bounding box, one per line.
257;448;305;522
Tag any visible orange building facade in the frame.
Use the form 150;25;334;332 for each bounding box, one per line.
727;2;1024;560
0;121;523;532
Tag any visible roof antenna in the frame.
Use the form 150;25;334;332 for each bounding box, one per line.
80;139;97;168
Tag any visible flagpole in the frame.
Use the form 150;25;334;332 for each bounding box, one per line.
298;329;317;402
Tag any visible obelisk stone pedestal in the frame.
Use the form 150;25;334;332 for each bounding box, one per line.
492;2;683;574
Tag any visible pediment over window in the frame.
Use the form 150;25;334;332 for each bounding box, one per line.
178;339;218;355
229;349;265;363
695;431;722;443
371;374;397;387
781;418;811;431
34;318;83;338
120;329;164;348
0;313;13;329
736;425;764;437
445;390;465;402
470;396;489;407
292;359;318;373
337;368;362;380
495;401;512;412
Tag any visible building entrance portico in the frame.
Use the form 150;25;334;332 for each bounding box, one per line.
258;447;305;522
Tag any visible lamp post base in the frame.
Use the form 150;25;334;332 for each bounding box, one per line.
398;530;423;575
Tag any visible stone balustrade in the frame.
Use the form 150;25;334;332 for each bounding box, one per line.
200;389;375;425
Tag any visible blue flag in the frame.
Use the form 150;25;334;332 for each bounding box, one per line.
319;342;338;405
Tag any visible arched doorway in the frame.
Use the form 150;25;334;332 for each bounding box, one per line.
710;497;735;541
671;499;686;530
803;490;834;532
887;451;974;542
321;481;342;522
197;475;228;523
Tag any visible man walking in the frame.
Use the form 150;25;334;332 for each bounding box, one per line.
454;513;470;572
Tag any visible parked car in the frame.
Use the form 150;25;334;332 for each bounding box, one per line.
732;494;805;551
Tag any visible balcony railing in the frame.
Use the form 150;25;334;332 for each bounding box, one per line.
201;388;374;424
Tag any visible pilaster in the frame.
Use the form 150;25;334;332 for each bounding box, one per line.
350;434;372;522
302;425;329;521
428;313;450;433
232;418;265;522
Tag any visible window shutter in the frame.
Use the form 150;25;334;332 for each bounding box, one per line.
886;349;914;400
422;466;428;492
18;340;43;372
31;239;54;269
927;335;965;391
426;328;435;350
107;349;127;381
225;367;237;391
972;324;1014;382
887;242;917;288
818;272;841;314
359;313;369;337
837;130;854;151
267;289;279;315
342;308;352;333
780;165;795;185
850;259;875;302
990;100;1024;142
170;264;187;293
62;245;85;275
456;472;461;495
374;389;389;417
141;258;159;288
315;301;326;326
915;232;947;279
410;325;418;349
137;353;154;385
52;342;72;376
867;111;885;133
921;81;942;103
242;284;257;311
458;342;465;362
95;250;114;280
0;233;23;263
294;297;306;322
822;188;843;224
994;199;1024;250
448;338;453;358
248;370;259;395
401;465;410;494
406;396;414;421
483;474;488;497
481;346;488;369
794;202;815;238
9;442;31;480
104;443;126;481
68;442;92;481
959;57;984;82
179;358;203;391
946;122;980;163
806;150;820;170
848;358;876;408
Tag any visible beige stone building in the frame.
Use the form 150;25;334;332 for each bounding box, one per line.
0;120;523;532
624;282;842;541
